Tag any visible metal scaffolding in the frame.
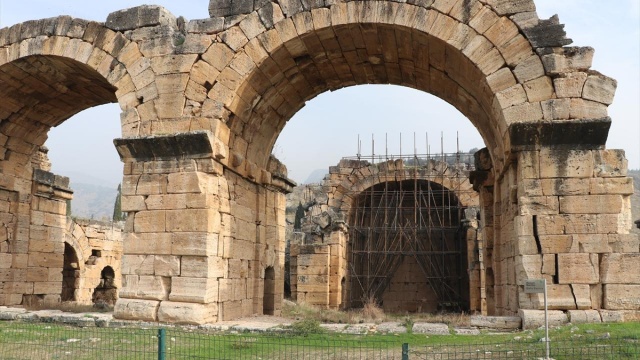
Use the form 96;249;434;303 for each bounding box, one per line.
346;133;476;311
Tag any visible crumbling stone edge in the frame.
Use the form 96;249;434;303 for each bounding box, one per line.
1;307;635;334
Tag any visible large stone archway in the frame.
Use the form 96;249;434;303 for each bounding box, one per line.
0;1;637;324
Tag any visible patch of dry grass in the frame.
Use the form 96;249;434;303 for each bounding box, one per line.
361;295;386;322
282;298;469;327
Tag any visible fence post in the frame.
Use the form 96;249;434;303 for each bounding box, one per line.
402;343;409;360
158;328;166;360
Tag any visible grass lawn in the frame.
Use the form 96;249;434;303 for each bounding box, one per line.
0;320;638;359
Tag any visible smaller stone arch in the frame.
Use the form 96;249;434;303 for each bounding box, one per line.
291;155;481;312
61;242;80;302
64;218;124;305
263;266;276;315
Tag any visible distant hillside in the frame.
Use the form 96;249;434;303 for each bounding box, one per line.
69;182;118;221
303;168;327;184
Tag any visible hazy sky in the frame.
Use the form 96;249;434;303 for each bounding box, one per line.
1;1;638;185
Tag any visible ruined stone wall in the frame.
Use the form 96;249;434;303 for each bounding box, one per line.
514;149;638;313
471;147;640;318
291;158;479;312
65;218;123;306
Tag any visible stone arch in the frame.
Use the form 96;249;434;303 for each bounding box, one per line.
61;242;80;302
263;266;276;315
205;0;615;176
331;159;478;213
0;16;144;158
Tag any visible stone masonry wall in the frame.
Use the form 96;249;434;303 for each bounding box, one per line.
65;218;123;306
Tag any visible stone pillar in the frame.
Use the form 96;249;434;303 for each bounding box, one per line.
514;147;639;314
463;207;483;314
328;226;348;309
470;148;495;315
113;131;225;323
295;244;330;307
112;129;292;323
28;170;73;305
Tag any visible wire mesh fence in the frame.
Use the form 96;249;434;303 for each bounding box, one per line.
0;321;638;360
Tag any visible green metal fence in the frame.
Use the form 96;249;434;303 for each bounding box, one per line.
0;321;638;359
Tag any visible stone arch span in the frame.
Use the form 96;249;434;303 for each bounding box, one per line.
210;0;615;176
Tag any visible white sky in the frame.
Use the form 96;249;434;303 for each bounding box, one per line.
0;0;638;185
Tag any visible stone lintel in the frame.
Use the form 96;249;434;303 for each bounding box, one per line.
114;131;215;161
271;173;296;191
509;117;611;150
33;169;72;193
106;5;177;32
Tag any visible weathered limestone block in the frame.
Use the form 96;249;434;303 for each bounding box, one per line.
590;177;634;195
539;178;589;197
169;277;218;303
124;232;172;255
519;309;568;329
515;255;545;283
187;18;224;34
603;285;640;310
582;74;617;105
559;195;622;214
600;254;640;284
180;256;227;278
608;234;640;253
106;6;177;32
523;76;553;103
539;46;594;74
157;301;218;324
599;310;625;322
593;150;628;178
167;172;207;194
486;0;536;16
120;274;170;300
539;149;593;179
568;310;601;324
518;195;558;215
571;234;610;253
113;298;159;321
513;54;544;83
134;211;166;233
558;253;599;284
154;255;181;276
569;99;608;119
122;254;154;275
470;315;522;330
541;98;570;120
553;72;587;98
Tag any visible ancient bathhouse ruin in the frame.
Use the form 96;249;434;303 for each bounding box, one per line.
290;152;482;313
0;0;638;324
1;147;124;308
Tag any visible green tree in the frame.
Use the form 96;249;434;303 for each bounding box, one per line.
112;184;125;221
294;202;305;230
